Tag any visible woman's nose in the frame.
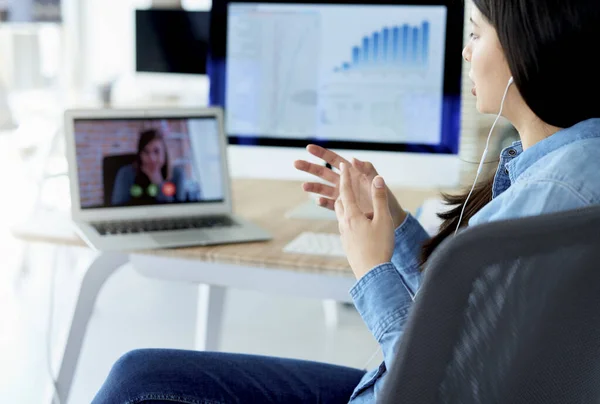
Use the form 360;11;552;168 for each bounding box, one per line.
462;45;471;63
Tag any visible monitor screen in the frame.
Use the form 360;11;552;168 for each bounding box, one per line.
136;9;210;75
73;117;225;209
208;0;464;154
0;0;61;23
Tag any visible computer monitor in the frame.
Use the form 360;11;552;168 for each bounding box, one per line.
0;0;61;23
135;9;210;75
208;0;465;193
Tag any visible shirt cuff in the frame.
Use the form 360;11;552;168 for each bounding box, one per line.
350;263;414;342
390;213;429;295
394;213;430;254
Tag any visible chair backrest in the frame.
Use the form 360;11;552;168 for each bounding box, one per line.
381;204;600;404
103;153;136;205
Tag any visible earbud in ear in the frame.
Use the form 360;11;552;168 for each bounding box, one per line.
508;76;514;85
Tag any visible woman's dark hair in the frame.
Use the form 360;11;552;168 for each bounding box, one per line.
420;0;600;266
135;128;171;184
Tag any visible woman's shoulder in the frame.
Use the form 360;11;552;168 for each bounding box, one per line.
116;163;136;178
523;137;600;204
172;165;186;178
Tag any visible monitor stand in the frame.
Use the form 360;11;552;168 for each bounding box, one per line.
227;144;461;222
285;161;338;221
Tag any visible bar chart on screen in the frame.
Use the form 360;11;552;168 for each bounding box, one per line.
334;21;431;73
313;4;446;145
318;20;443;144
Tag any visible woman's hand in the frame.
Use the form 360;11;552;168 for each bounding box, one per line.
294;144;407;228
142;166;164;186
336;162;395;280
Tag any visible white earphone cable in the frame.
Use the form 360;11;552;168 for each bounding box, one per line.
454;77;514;235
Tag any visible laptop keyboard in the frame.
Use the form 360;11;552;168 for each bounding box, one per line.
92;215;238;236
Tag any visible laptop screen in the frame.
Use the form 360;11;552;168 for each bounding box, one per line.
74;116;225;209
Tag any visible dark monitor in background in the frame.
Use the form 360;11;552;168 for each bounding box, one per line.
0;0;62;23
135;9;210;75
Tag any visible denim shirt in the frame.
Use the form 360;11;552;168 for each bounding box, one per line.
348;118;600;402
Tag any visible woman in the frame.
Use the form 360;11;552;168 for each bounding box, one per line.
111;128;189;206
93;0;600;402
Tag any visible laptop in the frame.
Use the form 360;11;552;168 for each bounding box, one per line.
64;107;272;251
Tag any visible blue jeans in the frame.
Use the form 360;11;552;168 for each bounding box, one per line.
92;349;367;404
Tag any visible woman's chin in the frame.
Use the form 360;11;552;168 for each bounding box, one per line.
475;101;491;115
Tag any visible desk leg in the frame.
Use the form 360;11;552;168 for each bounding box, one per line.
54;252;128;404
195;284;226;352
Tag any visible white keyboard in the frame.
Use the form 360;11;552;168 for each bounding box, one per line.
283;232;346;257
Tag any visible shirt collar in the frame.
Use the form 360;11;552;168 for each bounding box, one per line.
506;118;600;181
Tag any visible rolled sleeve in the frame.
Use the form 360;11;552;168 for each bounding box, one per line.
391;213;430;295
348;262;418;402
350;263;414;342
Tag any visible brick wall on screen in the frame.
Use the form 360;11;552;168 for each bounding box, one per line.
75;119;192;207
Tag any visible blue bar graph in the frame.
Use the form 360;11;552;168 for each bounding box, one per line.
334;21;431;72
402;25;409;63
412;26;419;63
392;27;400;61
373;32;380;63
382;28;390;63
422;21;430;65
352;46;360;66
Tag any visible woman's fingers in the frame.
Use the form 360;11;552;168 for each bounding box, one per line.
306;144;351;170
352;157;378;177
294;160;339;184
317;197;336;211
339;163;361;217
302;182;338;198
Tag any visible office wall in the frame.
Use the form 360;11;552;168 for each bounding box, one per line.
83;0;146;86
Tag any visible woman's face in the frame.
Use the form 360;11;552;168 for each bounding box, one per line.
462;7;513;114
140;139;165;172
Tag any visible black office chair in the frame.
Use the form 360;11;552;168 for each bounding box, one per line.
103;154;136;206
381;204;600;404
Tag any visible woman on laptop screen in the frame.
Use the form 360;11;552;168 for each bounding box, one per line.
111;128;196;206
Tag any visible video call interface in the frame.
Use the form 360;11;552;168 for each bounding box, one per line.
74;117;225;210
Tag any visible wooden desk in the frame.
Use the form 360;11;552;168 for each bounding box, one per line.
138;179;439;272
11;178;441;404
